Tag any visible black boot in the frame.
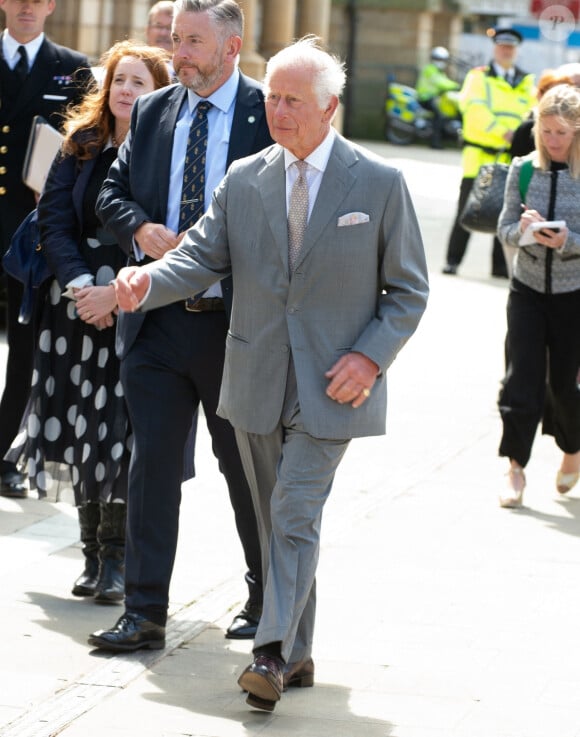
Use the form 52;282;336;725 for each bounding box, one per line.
72;503;100;597
94;502;126;605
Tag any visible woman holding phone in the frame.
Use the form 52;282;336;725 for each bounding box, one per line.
497;83;580;507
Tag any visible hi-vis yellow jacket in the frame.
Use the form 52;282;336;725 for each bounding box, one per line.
416;62;459;102
459;64;535;177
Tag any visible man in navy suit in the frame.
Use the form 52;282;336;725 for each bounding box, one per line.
89;0;273;651
0;0;93;498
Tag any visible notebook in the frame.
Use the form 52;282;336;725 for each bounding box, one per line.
22;115;64;195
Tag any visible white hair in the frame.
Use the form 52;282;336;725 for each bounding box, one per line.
264;36;346;107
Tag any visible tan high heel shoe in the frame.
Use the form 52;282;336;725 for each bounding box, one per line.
499;466;525;508
556;451;580;494
556;470;579;494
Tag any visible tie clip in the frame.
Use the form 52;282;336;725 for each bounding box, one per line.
180;198;200;204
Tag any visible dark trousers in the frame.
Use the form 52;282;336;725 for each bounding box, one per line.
419;98;443;146
0;273;43;473
445;176;508;276
120;302;262;626
499;280;580;467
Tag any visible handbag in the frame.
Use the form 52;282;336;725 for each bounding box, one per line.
459;162;509;234
2;208;52;325
459;159;536;235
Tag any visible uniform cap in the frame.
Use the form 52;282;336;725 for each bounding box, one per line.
488;27;523;46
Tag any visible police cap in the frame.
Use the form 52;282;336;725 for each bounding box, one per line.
488;27;523;46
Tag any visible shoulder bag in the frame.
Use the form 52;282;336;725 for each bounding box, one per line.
459;159;534;234
2;208;52;325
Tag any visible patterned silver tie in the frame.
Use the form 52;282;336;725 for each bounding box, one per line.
288;160;309;272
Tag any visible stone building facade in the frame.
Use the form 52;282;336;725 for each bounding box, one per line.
4;0;463;139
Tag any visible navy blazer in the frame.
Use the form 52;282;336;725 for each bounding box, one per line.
37;152;99;289
96;73;274;359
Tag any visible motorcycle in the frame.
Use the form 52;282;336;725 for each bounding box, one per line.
384;76;462;147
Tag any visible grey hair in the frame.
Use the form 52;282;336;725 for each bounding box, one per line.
172;0;244;38
264;36;346;107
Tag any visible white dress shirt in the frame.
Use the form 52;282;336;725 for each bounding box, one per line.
283;128;336;221
3;30;44;70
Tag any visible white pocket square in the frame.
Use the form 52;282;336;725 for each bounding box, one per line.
337;212;370;227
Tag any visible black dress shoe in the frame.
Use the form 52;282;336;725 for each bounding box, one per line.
238;655;283;712
225;601;261;639
0;469;27;498
283;657;315;690
442;264;458;276
88;611;165;652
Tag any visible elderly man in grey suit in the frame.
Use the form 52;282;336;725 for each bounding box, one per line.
114;37;429;712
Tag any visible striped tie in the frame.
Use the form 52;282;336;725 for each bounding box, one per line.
179;101;213;231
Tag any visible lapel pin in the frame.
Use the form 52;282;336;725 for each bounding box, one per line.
248;115;255;124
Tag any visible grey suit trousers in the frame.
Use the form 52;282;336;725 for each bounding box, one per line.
235;363;349;663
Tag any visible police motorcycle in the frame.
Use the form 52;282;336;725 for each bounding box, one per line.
384;48;463;147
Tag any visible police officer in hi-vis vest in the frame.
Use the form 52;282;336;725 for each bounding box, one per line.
442;27;535;278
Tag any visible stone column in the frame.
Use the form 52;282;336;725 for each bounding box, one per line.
237;0;267;79
130;0;154;42
45;0;82;51
297;0;331;42
260;0;297;59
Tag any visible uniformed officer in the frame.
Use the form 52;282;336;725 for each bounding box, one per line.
442;27;535;277
0;0;93;498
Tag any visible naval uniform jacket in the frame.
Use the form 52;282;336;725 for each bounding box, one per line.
0;36;92;254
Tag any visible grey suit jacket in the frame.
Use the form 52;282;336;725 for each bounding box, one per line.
138;134;429;440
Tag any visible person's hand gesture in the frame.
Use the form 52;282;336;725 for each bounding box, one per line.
114;266;151;312
134;222;179;259
325;352;378;408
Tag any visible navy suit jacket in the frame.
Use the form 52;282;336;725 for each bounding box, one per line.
96;73;273;359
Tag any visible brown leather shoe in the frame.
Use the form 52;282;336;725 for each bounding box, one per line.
283;657;315;690
238;655;283;711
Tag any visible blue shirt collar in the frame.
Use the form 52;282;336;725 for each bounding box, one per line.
186;67;240;115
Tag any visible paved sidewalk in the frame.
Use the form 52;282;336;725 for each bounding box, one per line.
1;143;580;737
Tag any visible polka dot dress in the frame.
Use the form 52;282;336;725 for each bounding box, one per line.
7;148;131;504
